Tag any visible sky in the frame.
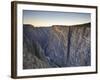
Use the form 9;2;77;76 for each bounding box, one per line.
23;10;91;27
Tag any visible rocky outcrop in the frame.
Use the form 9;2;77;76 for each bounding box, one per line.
23;23;91;69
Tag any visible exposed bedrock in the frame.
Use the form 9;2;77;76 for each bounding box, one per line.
23;23;91;69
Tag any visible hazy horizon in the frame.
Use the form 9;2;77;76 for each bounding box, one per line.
23;10;91;27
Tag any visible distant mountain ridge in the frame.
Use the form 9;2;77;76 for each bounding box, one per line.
23;23;91;69
24;22;90;28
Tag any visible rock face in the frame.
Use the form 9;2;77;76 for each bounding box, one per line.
23;23;91;69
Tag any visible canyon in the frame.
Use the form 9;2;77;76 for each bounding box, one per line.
23;23;91;69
